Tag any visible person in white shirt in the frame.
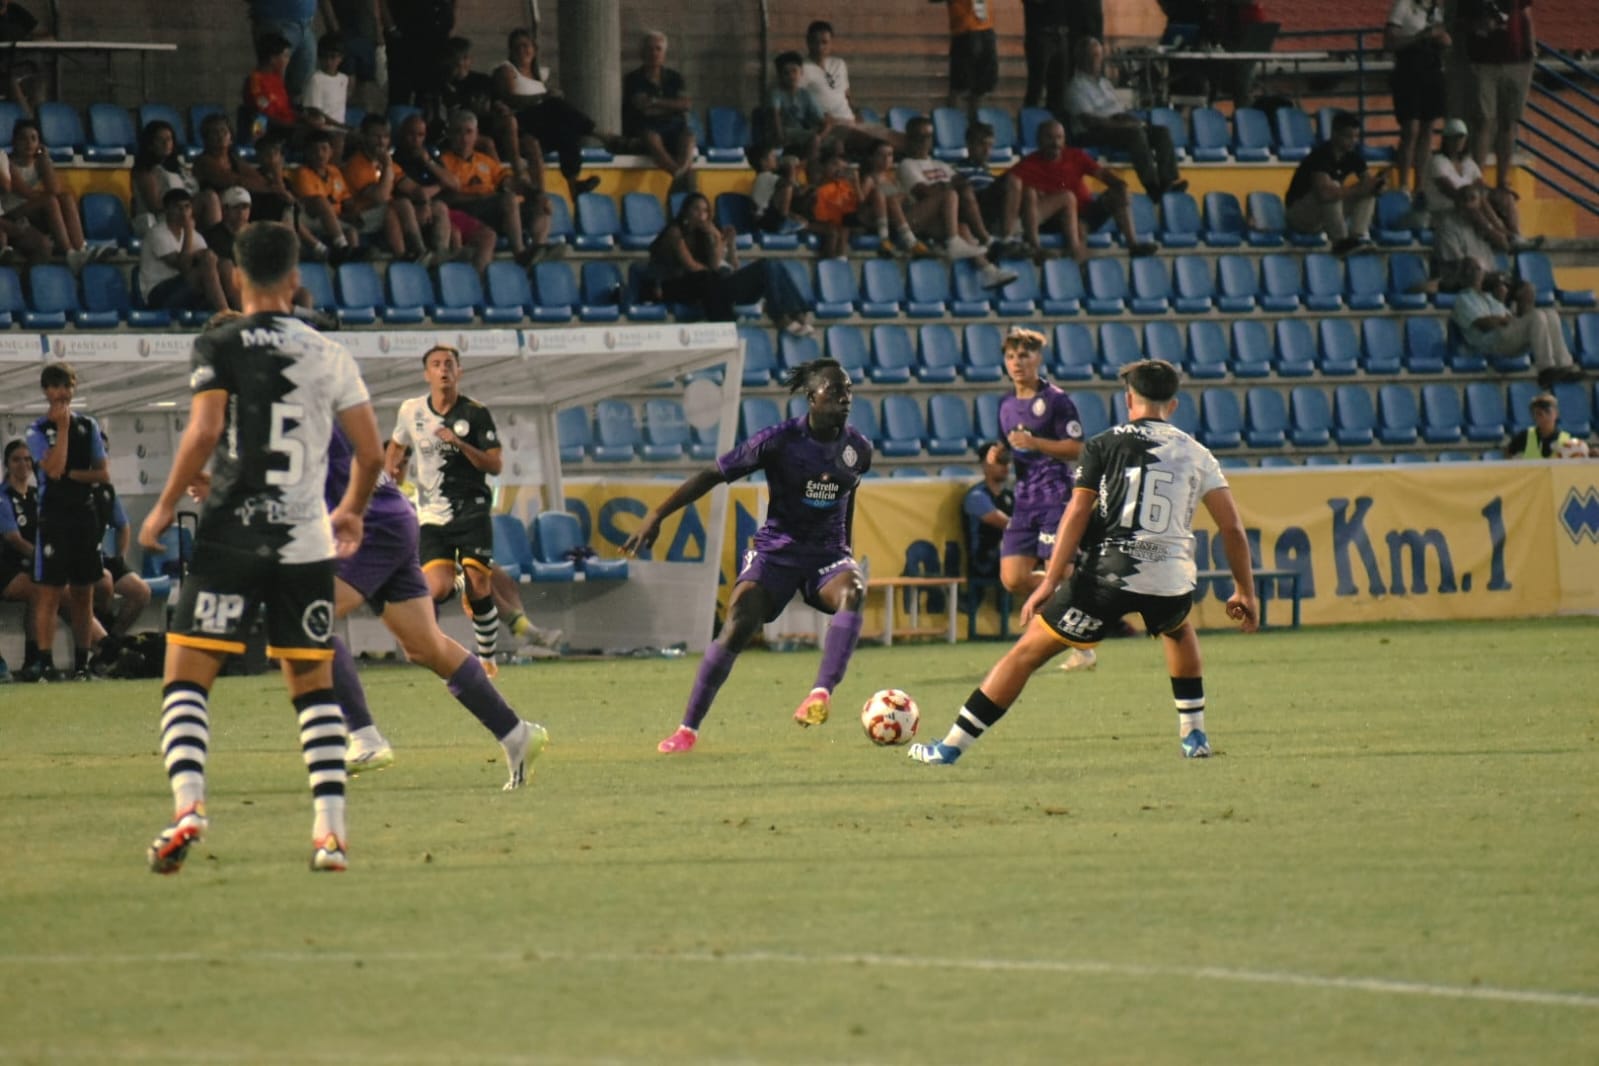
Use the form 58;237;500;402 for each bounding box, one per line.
1426;117;1522;279
800;20;901;154
138;188;229;313
1450;260;1581;389
898;117;1017;289
302;34;350;160
1065;36;1184;199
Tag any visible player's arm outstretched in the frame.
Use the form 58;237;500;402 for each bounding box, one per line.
331;403;384;557
1020;485;1096;625
1202;486;1259;633
140;390;228;551
623;466;725;556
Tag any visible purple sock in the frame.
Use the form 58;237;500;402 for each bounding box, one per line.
813;609;862;693
446;654;520;740
331;636;374;732
682;642;736;730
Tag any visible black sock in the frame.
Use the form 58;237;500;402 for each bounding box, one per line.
954;686;1009;742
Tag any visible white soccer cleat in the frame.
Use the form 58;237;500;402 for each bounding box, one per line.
346;733;394;776
502;720;549;790
1059;647;1097;673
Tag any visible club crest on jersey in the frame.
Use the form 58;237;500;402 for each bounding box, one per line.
1067;419;1082;438
842;444;858;468
1032;397;1046;417
302;599;333;642
803;474;842;509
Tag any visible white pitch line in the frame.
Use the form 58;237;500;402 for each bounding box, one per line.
2;947;1595;1011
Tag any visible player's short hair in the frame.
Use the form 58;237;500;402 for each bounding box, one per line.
906;116;933;138
3;439;27;464
422;345;461;367
40;362;76;391
234;222;300;288
783;357;846;396
1003;326;1045;351
1119;359;1181;403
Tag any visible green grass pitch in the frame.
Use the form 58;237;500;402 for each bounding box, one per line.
2;617;1596;1064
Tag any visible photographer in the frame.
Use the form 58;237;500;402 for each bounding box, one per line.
1284;111;1382;256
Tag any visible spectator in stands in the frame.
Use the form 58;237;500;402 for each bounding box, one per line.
808;147;864;260
963;440;1013;589
931;0;998;116
622;30;696;188
138;188;230;314
249;0;317;100
392;112;470;264
0;0;46;113
201;186;252;308
898;116;1019;288
1384;0;1449;197
857;140;922;256
1426;117;1524;284
1505;391;1587;459
952;120;1022;257
493;28;602;202
1066;37;1186;200
800;20;900;155
318;0;382;93
432;37;508;152
1284;110;1382;255
999;118;1153;261
648;192;814;334
1451;260;1582;389
132;120;207;235
244;33;330;144
343;112;432;260
290;128;361;259
747;145;807;237
0;437;41;683
763;51;830;175
193;116;294;228
0;118;95;271
438;107;554;269
1022;1;1071;114
303;33;352;140
384;0;455;109
1455;0;1533;195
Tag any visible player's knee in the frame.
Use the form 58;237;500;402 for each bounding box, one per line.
840;578;866;612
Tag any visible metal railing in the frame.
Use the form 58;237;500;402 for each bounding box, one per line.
1520;42;1599;221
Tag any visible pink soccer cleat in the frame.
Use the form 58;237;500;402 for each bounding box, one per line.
657;726;698;753
792;687;831;727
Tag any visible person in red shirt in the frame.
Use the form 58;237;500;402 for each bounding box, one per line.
1000;119;1153;261
243;35;300;142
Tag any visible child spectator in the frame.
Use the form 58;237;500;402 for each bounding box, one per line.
748;144;805;235
858;140;921;256
138;188;229;314
243;34;302;143
763;51;829;174
437;107;555;270
952;120;1020;257
808;147;863;260
0;118;95;271
290;128;360;258
200;186;252;308
343;111;431;260
303;32;352;150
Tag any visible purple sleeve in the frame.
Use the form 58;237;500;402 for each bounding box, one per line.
1051;390;1084;442
716;424;778;482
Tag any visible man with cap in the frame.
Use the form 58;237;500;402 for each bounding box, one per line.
1451;258;1583;389
203;186;254;309
1504;392;1589;459
138;187;230;314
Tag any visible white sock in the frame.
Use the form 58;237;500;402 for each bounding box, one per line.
1179;711;1205;738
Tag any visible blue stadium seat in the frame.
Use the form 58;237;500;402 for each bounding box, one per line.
1259;254;1303;312
1098;321;1141;379
139;526;188;597
484;259;539;321
906;259;953;317
538;261;618;323
556;406;589;463
578;261;625;319
1171;255;1215;314
1506;381;1542;434
1303;253;1344;311
919;323;965;383
1040;258;1085;314
81;192;136;252
823;325;870;383
1304;454;1343;466
545;193;575;246
1129;256;1173;314
327;260;378;323
1333;385;1378;446
434;262;484;323
1047;322;1092;380
1149;106;1190;159
1348;453;1390;465
1143;320;1183;364
976;106;1018;160
740;396;782;442
846;393;881;448
1553;380;1593;437
1200;390;1243;448
1289;386;1334;447
927;393;976;454
1376;384;1421;444
1019;106;1053;151
1216;254;1259;312
1084;258;1128;315
586;401;642;463
1419;384;1465;443
932;106;968;161
1186;320;1229;380
1070;390;1110;437
1273;108;1315;161
1576;312;1599;370
1463;382;1508;442
974;392;1002;442
778;332;823;379
860;258;907;317
294;260;337;314
814;258;860;319
735;325;778;387
535;511;626;581
1316;319;1361;376
887;106;924;134
1518;251;1595;307
1275;318;1319;377
491;514;533;581
27;264;109;328
1231;319;1273;378
1386;251;1431;311
1231;107;1272;162
994;258;1040;316
868;324;917;383
1244;388;1289;447
1201;190;1248;246
713;192;758;251
1360;317;1404;374
1344;254;1387;311
964;323;1006;382
82;263;168;327
1190;107;1229;162
620;192;665;251
1246;191;1302;248
1375;189;1418;246
705;106;749;163
37;102;85;161
1259;455;1298;468
1096;192;1157;250
619;262;669;321
86;103;136;163
1404;316;1449;374
949;258;998;316
1158;191;1202;248
574;192;621;251
639;400;696;462
879;394;926;457
385;261;434;321
1168;391;1201;437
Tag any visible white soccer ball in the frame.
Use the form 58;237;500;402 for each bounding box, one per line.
860;689;920;746
1557;437;1591;460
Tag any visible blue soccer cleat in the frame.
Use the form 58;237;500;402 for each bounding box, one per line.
908;741;962;765
1181;729;1212;759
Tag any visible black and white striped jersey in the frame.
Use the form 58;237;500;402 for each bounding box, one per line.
1074;417;1228;596
391;393;499;525
190;312;371;564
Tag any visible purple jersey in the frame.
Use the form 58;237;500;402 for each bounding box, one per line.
717;416;873;558
998;383;1083;509
326;425;415;527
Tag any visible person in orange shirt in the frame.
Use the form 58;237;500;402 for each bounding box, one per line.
289;128;359;258
342;113;436;262
437;108;555;270
931;0;998;115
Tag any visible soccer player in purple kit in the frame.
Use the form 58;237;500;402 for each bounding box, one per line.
623;358;872;753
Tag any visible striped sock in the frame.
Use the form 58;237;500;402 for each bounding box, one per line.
943;687;1008;751
469;596;498;658
160;682;210;812
294;689;348;844
1173;677;1205;738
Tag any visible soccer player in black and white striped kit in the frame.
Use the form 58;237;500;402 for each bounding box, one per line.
911;358;1259;765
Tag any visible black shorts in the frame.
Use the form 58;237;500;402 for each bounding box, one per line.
949;29;999;97
34;515;103;587
1390;47;1446;123
103;553;130;582
973;180;1008;230
1078;194;1115;231
1036;568;1193;646
0;555;26;593
418;504;494;574
168;539;336;661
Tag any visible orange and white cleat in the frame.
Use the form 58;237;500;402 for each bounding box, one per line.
657;726;698;753
792;687;831;727
310;833;348;872
479;655;499;680
147;802;208;875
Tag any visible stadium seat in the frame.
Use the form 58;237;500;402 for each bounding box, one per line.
1576;312;1599;370
433;262;484;323
1463;382;1508;442
1129;257;1173;314
973;392;1002;443
1506;381;1541;434
1143;320;1183;364
1375;189;1418;246
621;262;669;322
1333;385;1378;446
28;264;111;328
931;106;968;161
642;400;705;462
1289;386;1334;447
1039;258;1085;315
1553;380;1593;437
927;393;976;455
1349;453;1390;465
868;324;917;384
139;526;189;597
574;192;621;251
1186;320;1230;380
491;514;533;581
556;406;590;463
876;395;925;457
1376;384;1421;444
823;325;870;383
887;106;924;134
545;193;575;246
1420;384;1465;444
1244;388;1288;447
919;323;965;383
1249;191;1321;248
1404;316;1449;374
949;259;999;316
1201;190;1249;246
1158;191;1202;248
534;511;626;580
860;258;907;317
1303;454;1342;466
1231;108;1272;161
964;323;1006;382
86;103;137;163
1344;254;1387;311
1435;451;1476;462
1259;254;1303;312
1360;317;1404;375
1190;107;1229;162
814;258;860;319
538;260;618;323
1302;253;1344;312
733;324;777;387
37;102;85;161
993;258;1040;317
1098;321;1141;379
976;106;1018;160
1070;390;1110;438
1275;318;1319;377
1273;108;1315;161
1084;258;1128;315
1171;255;1215;314
384;261;434;321
1216;254;1259;312
577;261;624;319
739;396;781;442
1149;106;1190;160
1316;319;1361;376
1200;390;1243;449
1230;319;1274;379
705;105;750;163
906;259;957;317
777;332;823;380
1051;322;1095;380
620;192;666;251
1517;251;1595;307
81;192;137;253
712;192;758;251
590;400;644;462
82;263;167;327
1386;251;1431;311
483;259;539;321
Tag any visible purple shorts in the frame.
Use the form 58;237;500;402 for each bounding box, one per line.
1000;500;1065;560
337;514;430;614
735;549;860;623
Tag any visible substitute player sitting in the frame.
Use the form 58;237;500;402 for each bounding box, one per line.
386;344;504;675
624;358;872;753
911;359;1258;767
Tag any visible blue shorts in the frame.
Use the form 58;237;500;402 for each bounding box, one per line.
338;515;431;613
735;549;860;623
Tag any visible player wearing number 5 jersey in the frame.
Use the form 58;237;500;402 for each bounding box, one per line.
911;359;1258;767
139;222;384;874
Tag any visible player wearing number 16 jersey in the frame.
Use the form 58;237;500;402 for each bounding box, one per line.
910;359;1260;767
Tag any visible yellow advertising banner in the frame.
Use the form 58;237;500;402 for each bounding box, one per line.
1547;462;1599;614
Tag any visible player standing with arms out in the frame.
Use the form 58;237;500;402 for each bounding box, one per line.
25;362;110;682
910;359;1258;766
624;358;872;753
140;222;384;874
386;346;505;676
